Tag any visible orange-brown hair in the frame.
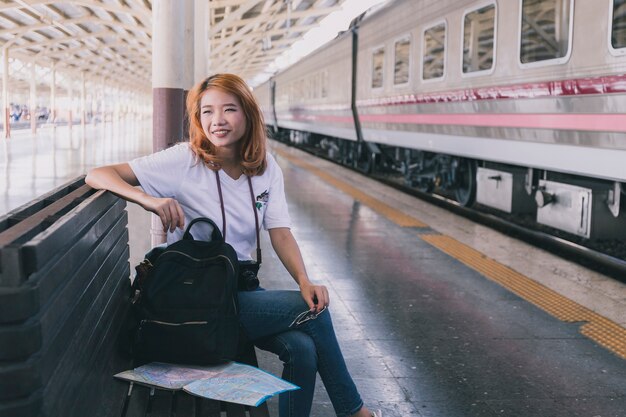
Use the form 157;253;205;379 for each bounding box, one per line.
187;73;267;176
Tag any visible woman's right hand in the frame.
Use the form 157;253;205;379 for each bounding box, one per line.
86;163;185;232
141;196;185;232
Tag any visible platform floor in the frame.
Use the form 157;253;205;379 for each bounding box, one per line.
2;123;625;417
0;121;152;214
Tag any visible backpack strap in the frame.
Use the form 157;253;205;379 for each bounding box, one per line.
215;171;227;239
215;171;262;264
182;217;223;241
247;176;262;264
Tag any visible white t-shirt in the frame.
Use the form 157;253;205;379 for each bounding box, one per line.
129;143;291;260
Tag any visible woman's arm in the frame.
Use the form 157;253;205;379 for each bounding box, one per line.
85;163;185;232
269;227;329;312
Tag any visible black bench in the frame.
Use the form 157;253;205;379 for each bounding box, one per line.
0;177;131;417
0;177;270;417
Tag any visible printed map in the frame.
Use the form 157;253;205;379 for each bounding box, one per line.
114;362;299;406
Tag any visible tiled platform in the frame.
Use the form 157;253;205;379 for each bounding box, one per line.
2;124;625;416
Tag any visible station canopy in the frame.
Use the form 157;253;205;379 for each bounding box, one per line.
0;0;346;95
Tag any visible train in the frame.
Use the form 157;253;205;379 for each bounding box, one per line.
254;0;626;241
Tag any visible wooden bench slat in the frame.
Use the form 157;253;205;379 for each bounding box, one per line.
0;198;125;323
0;237;129;400
0;284;38;325
0;177;85;233
22;190;120;276
0;213;128;360
0;185;93;247
35;216;129;359
0;185;96;286
51;275;133;417
31;198;126;308
44;251;130;415
0;389;43;417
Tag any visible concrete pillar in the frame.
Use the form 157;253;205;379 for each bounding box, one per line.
182;0;196;140
50;61;56;125
91;93;96;124
152;0;187;245
113;87;120;123
67;80;73;129
3;48;10;139
30;63;37;134
100;76;105;124
153;0;185;151
80;71;86;126
194;0;209;83
89;92;97;123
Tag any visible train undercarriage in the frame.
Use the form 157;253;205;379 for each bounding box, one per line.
283;129;478;207
276;128;626;244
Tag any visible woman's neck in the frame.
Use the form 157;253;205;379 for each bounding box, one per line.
218;152;242;180
221;163;243;180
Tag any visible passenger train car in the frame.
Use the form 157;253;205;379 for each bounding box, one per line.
254;0;626;241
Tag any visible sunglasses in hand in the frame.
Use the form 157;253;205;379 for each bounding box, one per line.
289;305;327;328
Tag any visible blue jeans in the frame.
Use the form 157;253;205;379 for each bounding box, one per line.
238;290;364;417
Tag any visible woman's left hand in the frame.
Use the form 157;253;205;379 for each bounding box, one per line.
299;281;329;313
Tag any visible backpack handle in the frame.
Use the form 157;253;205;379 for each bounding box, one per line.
182;217;223;242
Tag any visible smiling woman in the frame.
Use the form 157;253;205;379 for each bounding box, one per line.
86;73;382;417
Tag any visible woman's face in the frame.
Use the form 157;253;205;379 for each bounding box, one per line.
200;87;247;153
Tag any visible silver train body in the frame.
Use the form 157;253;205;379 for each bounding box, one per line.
255;0;626;240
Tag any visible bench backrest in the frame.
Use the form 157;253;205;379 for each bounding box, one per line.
0;177;133;417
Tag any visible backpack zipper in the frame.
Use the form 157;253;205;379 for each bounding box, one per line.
158;251;235;274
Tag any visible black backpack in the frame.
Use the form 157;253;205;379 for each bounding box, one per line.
132;217;240;366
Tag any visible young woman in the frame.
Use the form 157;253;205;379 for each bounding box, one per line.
86;73;382;417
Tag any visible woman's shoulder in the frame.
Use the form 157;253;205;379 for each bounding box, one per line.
264;151;279;170
131;142;196;172
168;141;193;155
258;151;281;177
156;142;195;162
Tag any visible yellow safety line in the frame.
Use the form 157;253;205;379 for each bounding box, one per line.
275;149;428;228
421;234;626;359
275;146;626;360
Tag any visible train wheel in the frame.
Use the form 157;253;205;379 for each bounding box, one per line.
454;158;476;206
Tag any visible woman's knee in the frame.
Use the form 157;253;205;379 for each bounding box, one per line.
275;331;318;372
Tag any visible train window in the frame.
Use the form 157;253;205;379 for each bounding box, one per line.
394;36;411;85
611;0;626;50
519;0;573;65
462;3;496;74
371;47;385;88
422;22;446;80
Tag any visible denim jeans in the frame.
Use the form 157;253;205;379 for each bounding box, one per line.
238;290;364;417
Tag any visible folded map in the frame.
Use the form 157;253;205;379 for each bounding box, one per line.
114;361;299;407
